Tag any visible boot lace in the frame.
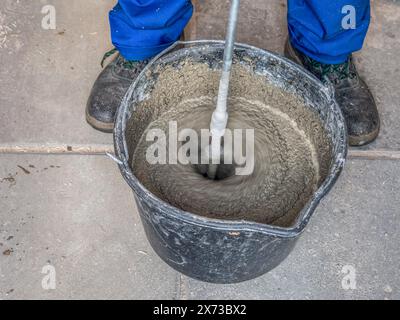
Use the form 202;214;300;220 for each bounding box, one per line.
101;48;144;69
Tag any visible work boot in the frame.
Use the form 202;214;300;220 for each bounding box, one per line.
86;49;150;133
284;39;380;146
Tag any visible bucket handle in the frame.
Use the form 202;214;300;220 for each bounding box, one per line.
148;39;255;62
155;40;336;99
106;152;124;166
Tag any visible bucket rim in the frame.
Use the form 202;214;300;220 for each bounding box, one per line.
114;40;348;238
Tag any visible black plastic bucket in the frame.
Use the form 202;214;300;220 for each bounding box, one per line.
113;40;348;283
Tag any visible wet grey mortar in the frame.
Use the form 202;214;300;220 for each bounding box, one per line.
127;60;332;227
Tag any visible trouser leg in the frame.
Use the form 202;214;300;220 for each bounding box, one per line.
109;0;193;60
287;0;370;64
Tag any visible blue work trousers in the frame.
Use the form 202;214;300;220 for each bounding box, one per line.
110;0;370;64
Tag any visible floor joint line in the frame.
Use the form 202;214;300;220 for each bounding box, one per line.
1;144;400;160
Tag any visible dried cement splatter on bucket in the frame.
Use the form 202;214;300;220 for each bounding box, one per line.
127;60;332;227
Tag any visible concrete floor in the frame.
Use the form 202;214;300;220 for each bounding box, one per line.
0;0;399;300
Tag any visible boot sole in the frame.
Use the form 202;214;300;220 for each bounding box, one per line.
348;126;379;146
85;109;114;134
284;39;380;147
